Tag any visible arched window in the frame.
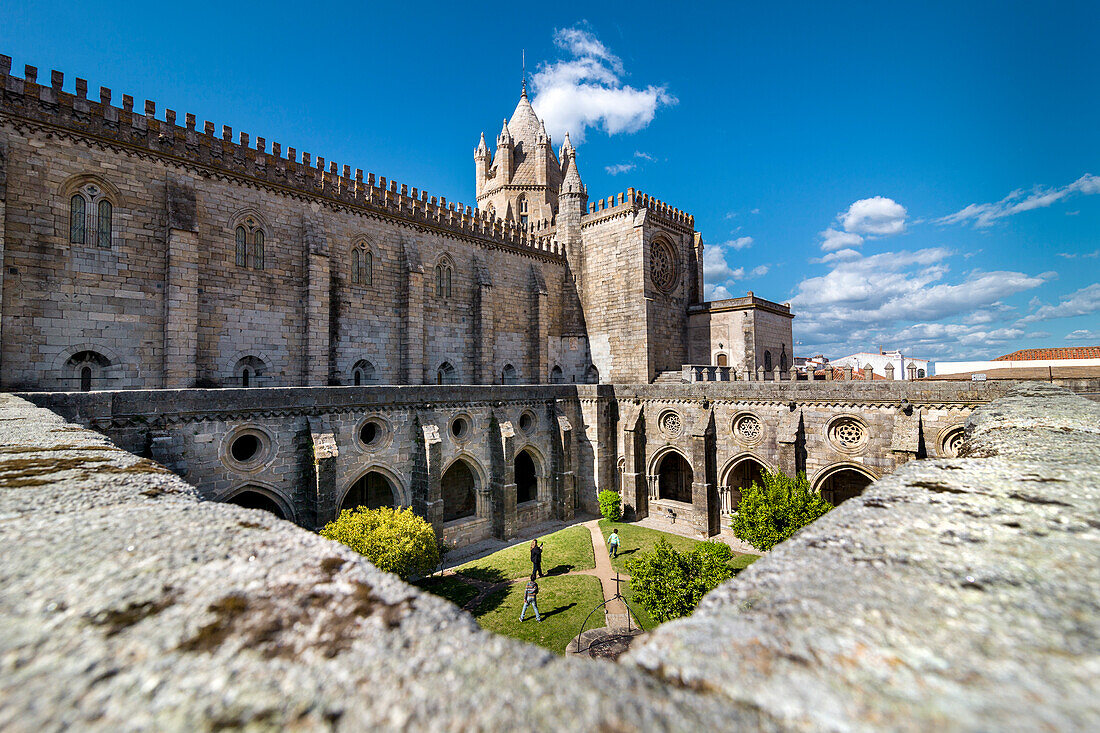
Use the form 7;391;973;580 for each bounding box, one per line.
80;367;92;392
434;259;453;298
519;196;529;227
502;364;518;385
716;353;728;367
780;350;788;372
66;350;110;392
233;216;267;270
67;181;114;246
486;203;496;219
585;364;600;384
352;359;377;385
352;243;373;285
550;365;563;384
437;361;456;385
234;355;266;387
69;195;85;243
764;351;773;371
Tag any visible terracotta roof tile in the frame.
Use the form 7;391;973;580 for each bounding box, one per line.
994;346;1100;361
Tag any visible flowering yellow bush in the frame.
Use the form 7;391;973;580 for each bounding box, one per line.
320;506;440;579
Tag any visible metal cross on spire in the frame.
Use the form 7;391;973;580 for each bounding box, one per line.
521;49;527;97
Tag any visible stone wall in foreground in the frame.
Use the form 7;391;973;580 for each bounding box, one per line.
1;383;1097;730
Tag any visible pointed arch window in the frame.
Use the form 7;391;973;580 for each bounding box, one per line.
67;181;114;247
435;259;453;298
352;359;377;385
352;244;373;285
437;361;456;385
519;196;529;228
502;363;518;385
233;216;267;270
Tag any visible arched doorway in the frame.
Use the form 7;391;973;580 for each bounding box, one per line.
515;450;538;504
817;466;875;505
227;489;286;519
657;451;693;503
441;459;477;522
341;471;396;511
722;456;767;514
716;353;728;367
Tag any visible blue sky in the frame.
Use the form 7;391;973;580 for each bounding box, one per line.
3;1;1097;361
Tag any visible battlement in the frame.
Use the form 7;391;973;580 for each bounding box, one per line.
689;291;793;317
0;56;562;259
585;186;694;228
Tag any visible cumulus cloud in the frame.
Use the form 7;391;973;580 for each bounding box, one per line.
1066;329;1099;341
841;196;908;236
605;163;635;176
820;228;864;252
1058;249;1100;259
531;27;677;143
703;243;739;282
750;265;770;278
1019;283;1100;323
634;151;656;161
938;174;1100;228
789;247;1050;359
728;236;754;251
706;284;733;300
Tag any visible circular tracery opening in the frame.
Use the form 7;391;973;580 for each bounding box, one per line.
733;413;763;444
450;416;470;440
231;434;261;463
659;410;682;438
360;420;380;446
519;411;536;433
651;238;677;293
941;426;966;457
828;417;868;452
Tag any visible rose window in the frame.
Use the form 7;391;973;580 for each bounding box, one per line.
651;240;677;293
829;418;867;451
734;414;762;442
660;411;682;437
942;427;965;457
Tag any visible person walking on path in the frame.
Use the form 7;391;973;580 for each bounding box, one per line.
520;573;541;622
608;528;621;559
530;539;545;577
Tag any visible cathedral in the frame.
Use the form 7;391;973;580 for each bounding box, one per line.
0;57;792;392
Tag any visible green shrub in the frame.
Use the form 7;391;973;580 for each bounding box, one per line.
598;489;622;522
320;506;440;579
625;538;734;624
731;468;833;552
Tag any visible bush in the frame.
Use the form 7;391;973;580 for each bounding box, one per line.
731;468;833;552
626;538;733;624
598;489;622;522
320;506;440;579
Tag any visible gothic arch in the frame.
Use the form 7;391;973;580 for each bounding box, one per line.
719;452;773;515
515;443;549;503
339;464;410;510
222;349;276;386
222;482;295;522
52;343;130;391
811;462;878;505
440;453;487;522
650;447;693;503
350;236;377;286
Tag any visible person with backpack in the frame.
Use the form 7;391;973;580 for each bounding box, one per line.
520;573;541;622
608;528;621;558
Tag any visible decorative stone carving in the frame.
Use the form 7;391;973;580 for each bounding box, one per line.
941;426;966;457
659;410;682;438
828;416;868;452
651;239;677;293
732;413;763;445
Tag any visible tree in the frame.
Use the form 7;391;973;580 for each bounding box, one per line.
732;468;833;552
598;489;622;521
626;539;734;624
320;506;440;579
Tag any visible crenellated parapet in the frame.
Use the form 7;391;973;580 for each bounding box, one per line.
582;186;695;231
0;56;563;260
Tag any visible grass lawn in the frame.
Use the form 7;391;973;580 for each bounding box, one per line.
616;577;656;631
598;519;760;574
473;574;604;655
414;575;480;609
456;524;595;582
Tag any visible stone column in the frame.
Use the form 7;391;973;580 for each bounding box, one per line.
307;416;339;530
552;401;576;521
621;403;648;520
164;176;199;388
777;407;804;477
303;219;330;386
530;265;549;383
419;422;444;534
689;409;719;537
491;412;517;540
402;239;425;384
647;474;659;501
473;256;493;384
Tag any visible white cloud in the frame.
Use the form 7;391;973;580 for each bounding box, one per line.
605;163;635;176
532;27;677;143
750;208;760;214
841;196;908;236
789;247;1050;359
820;228;864;252
1020;283;1100;323
750;265;770;278
633;151;656;161
707;284;733;300
938;174;1100;228
1058;249;1100;259
1066;329;1099;341
1025;331;1051;339
729;236;754;251
703;243;739;282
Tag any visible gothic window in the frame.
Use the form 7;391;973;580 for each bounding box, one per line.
550;365;563;384
352;359;377;385
437;361;456;385
435;258;453;298
780;350;788;372
764;351;773;371
351;242;373;285
486;203;496;219
502;364;518;385
233;215;267;270
234;355;266;387
519;196;529;227
67;181;114;246
66;350;109;392
585;364;600;384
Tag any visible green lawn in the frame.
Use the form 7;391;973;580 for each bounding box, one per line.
598;519;760;574
456;525;595;582
415;575;480;609
472;574;604;655
616;577;655;631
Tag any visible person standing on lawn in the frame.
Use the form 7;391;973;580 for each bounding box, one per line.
608;528;621;558
530;539;545;577
520;573;541;622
